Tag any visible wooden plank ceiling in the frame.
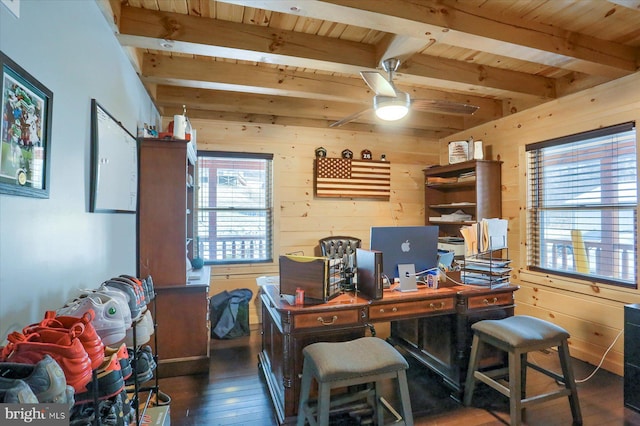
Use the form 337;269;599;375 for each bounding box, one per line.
101;0;640;138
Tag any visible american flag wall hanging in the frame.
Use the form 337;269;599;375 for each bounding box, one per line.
314;157;391;200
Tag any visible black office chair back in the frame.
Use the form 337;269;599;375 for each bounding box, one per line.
319;236;361;259
318;236;361;291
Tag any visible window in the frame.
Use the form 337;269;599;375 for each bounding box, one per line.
526;122;637;287
195;152;273;264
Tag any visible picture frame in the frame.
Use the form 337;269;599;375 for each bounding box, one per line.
0;51;53;198
448;140;469;164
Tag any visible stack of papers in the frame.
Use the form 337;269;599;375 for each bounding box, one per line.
431;209;473;222
460;218;509;255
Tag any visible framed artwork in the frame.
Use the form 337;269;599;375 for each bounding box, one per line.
0;51;53;198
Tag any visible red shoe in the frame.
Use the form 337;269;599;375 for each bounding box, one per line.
104;343;131;380
23;310;105;370
74;352;124;404
0;329;92;393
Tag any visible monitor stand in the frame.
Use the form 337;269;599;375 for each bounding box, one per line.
397;264;418;292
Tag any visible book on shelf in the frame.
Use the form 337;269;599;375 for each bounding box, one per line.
427;176;458;184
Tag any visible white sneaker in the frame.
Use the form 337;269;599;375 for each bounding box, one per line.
57;295;127;346
74;287;132;329
117;308;152;347
103;280;143;321
141;308;154;336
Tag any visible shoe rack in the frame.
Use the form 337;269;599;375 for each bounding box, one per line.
131;287;159;426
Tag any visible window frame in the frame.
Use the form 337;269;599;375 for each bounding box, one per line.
525;122;637;288
195;151;274;265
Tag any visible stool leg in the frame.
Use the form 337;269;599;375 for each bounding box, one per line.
521;352;527;422
509;349;523;426
317;382;331;426
375;379;385;426
297;362;312;426
558;341;583;425
463;334;483;406
397;369;414;426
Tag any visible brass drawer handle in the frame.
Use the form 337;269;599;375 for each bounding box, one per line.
483;297;499;305
429;302;445;310
379;307;398;314
317;315;338;325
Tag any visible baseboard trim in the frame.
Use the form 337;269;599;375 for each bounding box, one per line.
157;356;210;377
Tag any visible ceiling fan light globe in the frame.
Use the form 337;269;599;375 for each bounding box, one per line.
373;93;410;121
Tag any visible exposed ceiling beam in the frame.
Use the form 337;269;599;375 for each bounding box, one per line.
118;6;377;71
141;53;503;121
218;0;637;78
155;86;469;132
119;6;555;100
165;106;447;139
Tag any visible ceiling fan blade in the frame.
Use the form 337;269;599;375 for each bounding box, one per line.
411;99;479;115
329;108;371;128
360;71;397;97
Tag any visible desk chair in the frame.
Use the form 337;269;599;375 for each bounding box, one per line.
318;236;361;291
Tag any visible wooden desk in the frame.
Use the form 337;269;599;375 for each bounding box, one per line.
257;279;517;425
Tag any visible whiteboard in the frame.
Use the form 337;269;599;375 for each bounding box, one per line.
90;99;138;213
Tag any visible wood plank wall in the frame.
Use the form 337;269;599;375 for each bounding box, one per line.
166;71;640;375
441;71;640;376
181;121;439;327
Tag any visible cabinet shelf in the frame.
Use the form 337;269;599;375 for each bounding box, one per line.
429;219;475;225
426;181;476;189
424;160;502;238
429;202;476;209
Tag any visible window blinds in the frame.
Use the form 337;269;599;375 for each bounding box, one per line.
526;122;637;286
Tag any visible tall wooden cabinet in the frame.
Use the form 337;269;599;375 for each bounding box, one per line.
424;160;502;237
624;304;640;412
138;138;210;377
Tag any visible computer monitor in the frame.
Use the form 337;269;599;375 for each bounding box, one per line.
370;226;439;281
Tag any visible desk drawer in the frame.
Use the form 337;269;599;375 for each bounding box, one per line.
293;309;360;329
467;292;513;310
369;297;454;321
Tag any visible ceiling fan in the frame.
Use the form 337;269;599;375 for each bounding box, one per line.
330;58;479;128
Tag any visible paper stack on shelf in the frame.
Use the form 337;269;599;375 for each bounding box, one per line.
431;210;473;223
457;171;476;182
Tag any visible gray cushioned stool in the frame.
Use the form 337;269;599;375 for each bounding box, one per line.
463;315;582;425
297;337;413;426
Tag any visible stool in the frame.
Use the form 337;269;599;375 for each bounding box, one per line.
463;315;582;426
297;337;413;426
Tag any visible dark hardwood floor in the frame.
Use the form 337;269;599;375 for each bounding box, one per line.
159;326;640;425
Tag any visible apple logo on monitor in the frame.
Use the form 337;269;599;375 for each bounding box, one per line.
401;239;411;252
